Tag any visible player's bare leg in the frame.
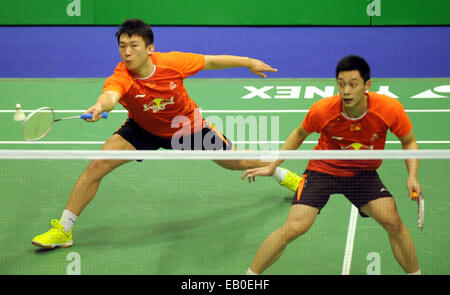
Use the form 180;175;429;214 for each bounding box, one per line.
212;146;268;170
32;134;135;248
213;158;269;170
248;204;318;274
361;197;420;274
65;134;134;216
213;146;302;192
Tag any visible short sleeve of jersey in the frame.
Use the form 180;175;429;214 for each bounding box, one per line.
384;98;412;138
102;63;133;96
303;107;320;133
156;51;205;78
302;98;331;133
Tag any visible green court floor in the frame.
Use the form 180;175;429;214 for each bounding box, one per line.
0;77;449;274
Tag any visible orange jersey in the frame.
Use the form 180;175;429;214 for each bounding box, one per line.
302;92;412;176
102;51;205;138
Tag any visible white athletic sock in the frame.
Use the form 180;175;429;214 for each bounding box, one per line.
272;167;288;183
59;209;78;233
406;269;421;275
246;267;259;275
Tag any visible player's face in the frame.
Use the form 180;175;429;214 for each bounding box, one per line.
337;70;371;116
118;34;154;75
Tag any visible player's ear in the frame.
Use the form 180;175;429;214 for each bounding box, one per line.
147;44;155;55
364;79;371;91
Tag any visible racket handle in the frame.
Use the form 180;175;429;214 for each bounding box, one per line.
80;112;108;120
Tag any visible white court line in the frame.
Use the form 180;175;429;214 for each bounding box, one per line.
2;109;449;145
0;141;106;145
0;140;449;145
234;141;450;144
202;109;450;113
1;109;450;113
342;205;359;275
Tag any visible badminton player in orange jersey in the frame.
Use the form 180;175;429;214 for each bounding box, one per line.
243;55;422;275
31;19;301;249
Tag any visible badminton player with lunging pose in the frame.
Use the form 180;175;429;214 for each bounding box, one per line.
243;55;423;275
32;19;301;248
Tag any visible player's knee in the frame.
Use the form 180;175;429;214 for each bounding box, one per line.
380;215;404;235
281;222;309;243
85;159;116;180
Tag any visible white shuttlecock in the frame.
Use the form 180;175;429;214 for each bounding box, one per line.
14;103;26;121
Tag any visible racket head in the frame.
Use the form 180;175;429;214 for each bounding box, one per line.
417;192;424;231
21;107;55;141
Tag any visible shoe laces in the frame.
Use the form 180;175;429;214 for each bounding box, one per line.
49;219;70;236
51;219;62;228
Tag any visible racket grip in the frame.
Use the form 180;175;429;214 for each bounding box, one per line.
80;112;108;119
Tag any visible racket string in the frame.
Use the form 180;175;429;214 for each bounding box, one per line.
22;107;55;141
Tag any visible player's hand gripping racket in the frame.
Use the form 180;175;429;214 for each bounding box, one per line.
21;107;108;141
412;191;424;231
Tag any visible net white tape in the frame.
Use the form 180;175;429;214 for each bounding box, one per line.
0;149;449;160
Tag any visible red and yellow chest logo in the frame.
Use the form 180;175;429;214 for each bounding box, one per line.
142;97;175;113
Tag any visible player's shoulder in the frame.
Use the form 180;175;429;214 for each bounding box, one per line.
368;92;405;111
152;51;175;65
309;94;341;115
152;51;201;64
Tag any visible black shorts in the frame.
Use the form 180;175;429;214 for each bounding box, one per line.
114;118;233;151
292;170;393;217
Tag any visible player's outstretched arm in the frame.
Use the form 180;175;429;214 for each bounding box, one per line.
242;125;310;182
84;91;120;122
203;55;278;78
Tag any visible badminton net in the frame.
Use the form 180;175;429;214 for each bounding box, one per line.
0;149;449;275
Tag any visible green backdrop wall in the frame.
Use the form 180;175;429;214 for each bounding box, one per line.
0;0;449;25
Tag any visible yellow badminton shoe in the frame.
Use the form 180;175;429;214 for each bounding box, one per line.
32;219;73;248
279;168;302;192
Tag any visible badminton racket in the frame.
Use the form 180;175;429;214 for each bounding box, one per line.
412;191;424;231
21;107;108;141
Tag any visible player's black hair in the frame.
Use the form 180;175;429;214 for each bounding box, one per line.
115;19;154;46
335;55;371;82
